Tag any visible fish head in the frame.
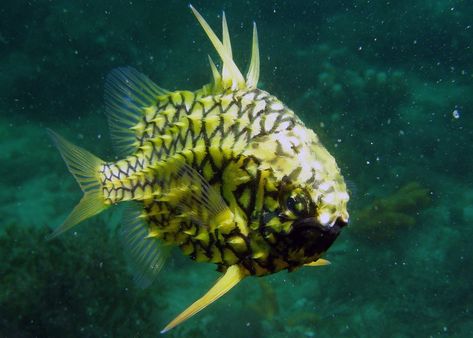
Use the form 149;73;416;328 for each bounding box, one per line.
246;121;349;264
276;176;348;262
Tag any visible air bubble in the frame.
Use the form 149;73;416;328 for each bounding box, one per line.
452;109;460;119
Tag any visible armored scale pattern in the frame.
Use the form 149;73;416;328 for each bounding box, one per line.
98;87;332;276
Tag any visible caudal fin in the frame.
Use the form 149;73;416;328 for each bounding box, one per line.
47;129;109;240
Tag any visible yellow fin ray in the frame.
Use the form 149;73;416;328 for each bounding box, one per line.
190;5;245;89
47;129;108;239
105;67;168;156
221;11;233;83
175;162;231;230
208;55;222;89
304;258;331;267
222;12;232;57
121;206;170;288
246;22;260;88
161;265;246;333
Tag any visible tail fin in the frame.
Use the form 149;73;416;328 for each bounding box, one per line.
47;129;109;240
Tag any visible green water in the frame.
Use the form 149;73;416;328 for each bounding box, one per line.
1;1;472;337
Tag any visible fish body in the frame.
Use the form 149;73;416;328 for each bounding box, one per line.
49;6;349;332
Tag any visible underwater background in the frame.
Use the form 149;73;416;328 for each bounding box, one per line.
1;0;472;337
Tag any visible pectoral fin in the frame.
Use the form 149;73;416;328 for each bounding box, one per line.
304;258;331;267
161;265;246;333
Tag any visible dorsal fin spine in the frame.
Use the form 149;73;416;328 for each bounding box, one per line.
189;5;246;89
208;55;222;90
221;11;233;84
246;22;260;88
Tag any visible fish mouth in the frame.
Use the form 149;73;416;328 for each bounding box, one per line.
292;216;347;231
289;217;347;257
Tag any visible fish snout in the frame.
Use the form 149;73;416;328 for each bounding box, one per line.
288;216;347;257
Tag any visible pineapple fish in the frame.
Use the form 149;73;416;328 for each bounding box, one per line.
48;5;349;333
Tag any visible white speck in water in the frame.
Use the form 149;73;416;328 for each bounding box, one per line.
443;326;448;332
73;231;78;236
452;109;460;119
366;160;370;165
246;322;251;327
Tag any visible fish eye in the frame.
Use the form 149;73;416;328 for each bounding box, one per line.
286;190;311;217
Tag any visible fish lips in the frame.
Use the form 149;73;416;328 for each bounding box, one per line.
289;217;347;257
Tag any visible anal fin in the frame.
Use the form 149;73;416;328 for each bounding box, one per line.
161;265;246;333
121;205;170;288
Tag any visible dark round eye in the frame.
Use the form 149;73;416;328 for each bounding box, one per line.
286;193;309;217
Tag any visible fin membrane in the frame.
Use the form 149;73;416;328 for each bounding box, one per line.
121;205;170;288
176;163;228;215
105;67;168;156
172;162;234;233
304;258;331;267
47;129;108;239
161;265;246;333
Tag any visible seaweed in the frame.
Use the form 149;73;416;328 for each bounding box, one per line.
0;222;166;337
350;182;432;241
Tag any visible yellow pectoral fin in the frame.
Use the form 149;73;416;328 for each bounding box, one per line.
304;258;331;267
161;265;246;333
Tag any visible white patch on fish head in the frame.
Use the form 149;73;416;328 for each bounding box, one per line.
302;132;350;227
244;119;349;227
